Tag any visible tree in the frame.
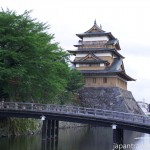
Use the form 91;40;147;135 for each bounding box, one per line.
0;9;72;103
67;69;84;92
0;9;85;136
57;69;84;105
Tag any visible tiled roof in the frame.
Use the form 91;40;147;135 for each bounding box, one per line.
76;21;116;40
68;48;124;58
84;20;105;33
106;39;121;50
76;32;116;40
79;58;135;81
72;59;108;64
80;70;135;81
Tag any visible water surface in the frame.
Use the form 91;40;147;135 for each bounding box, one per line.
0;126;150;150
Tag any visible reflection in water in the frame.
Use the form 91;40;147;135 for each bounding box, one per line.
0;126;149;150
133;134;150;150
41;139;58;150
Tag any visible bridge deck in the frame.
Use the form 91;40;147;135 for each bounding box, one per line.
0;102;150;126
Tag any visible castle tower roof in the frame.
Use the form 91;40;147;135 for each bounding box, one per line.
76;21;115;40
68;21;135;89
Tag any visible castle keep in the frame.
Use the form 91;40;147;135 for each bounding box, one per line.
68;21;135;90
68;21;143;114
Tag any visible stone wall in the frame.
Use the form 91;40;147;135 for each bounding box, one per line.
78;87;144;115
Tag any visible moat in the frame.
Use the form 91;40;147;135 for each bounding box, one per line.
0;126;150;150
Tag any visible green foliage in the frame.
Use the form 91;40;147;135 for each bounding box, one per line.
67;69;84;92
0;9;85;137
9;118;40;135
0;9;72;102
57;69;84;105
0;118;40;136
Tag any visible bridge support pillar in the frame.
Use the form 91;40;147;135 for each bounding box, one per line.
55;120;59;142
47;120;51;140
46;120;59;141
42;120;48;140
112;125;123;150
47;120;59;150
42;119;59;141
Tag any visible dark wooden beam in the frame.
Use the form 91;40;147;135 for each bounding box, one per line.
42;120;48;140
113;126;124;150
47;120;51;140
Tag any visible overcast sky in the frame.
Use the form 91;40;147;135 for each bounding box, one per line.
1;0;150;103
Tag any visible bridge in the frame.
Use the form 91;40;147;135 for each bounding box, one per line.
0;101;150;150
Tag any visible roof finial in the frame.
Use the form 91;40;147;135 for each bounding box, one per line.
100;24;102;29
94;19;97;25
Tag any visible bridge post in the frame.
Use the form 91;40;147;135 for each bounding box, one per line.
1;101;4;108
112;125;123;150
47;120;59;141
55;120;59;141
47;120;51;140
46;120;59;149
42;119;48;140
51;120;55;140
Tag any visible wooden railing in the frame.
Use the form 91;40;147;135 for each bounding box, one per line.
0;101;150;125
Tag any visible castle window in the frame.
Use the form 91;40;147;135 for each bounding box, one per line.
76;64;79;67
100;63;105;67
93;78;96;83
80;64;89;67
103;77;107;83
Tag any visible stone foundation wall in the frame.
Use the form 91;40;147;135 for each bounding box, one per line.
78;87;144;115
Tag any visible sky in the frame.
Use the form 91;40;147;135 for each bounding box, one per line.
1;0;150;103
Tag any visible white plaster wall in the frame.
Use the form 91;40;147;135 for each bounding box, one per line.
76;54;87;57
76;64;79;67
95;53;112;57
100;63;105;67
83;36;109;41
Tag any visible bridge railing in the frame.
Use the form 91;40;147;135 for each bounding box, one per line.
0;101;150;125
